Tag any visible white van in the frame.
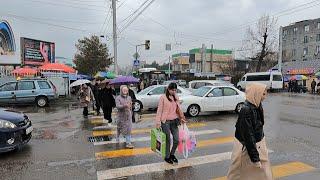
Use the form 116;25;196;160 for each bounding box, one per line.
188;80;233;91
237;71;283;90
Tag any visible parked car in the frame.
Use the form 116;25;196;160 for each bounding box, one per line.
0;108;33;153
188;80;233;92
134;85;191;112
180;86;246;117
237;71;283;91
162;80;187;87
0;79;58;107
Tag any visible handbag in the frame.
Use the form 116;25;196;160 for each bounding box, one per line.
150;128;166;158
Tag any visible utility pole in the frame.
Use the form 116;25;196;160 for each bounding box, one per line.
210;44;214;72
200;44;206;73
112;0;118;75
168;56;171;79
278;26;283;73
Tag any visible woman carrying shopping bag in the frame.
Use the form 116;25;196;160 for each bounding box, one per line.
155;82;187;164
116;85;134;149
227;82;273;180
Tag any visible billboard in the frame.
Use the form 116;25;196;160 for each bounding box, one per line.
21;37;55;66
0;20;20;65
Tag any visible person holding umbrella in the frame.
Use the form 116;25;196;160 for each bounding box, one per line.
78;84;95;117
101;80;116;125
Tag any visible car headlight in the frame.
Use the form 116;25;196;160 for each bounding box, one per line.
0;120;17;129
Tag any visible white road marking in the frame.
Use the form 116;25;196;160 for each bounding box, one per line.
97;152;232;180
93;129;222;146
96;149;274;180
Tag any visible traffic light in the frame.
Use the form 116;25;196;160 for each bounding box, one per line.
145;40;150;50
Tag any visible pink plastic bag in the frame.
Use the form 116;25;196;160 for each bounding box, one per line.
178;124;196;158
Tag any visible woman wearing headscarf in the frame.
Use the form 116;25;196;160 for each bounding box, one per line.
155;82;187;164
79;84;95;117
227;83;273;180
116;85;134;149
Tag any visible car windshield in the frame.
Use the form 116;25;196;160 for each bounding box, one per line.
137;86;156;95
192;86;211;97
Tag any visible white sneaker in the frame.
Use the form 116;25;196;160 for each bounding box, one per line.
126;143;134;149
102;119;109;124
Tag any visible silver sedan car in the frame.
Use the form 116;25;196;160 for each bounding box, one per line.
134;85;191;112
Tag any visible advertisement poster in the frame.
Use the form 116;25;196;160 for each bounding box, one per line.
0;20;20;65
21;37;55;66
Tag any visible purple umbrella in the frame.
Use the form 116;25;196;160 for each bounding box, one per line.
109;76;139;85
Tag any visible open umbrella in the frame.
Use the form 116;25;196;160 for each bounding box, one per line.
70;79;91;87
39;63;76;73
12;67;37;76
315;72;320;77
290;75;308;81
110;76;139;85
94;71;116;79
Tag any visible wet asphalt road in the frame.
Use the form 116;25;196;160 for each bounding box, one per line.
1;93;320;180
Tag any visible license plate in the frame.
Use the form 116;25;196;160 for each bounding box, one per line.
26;126;33;134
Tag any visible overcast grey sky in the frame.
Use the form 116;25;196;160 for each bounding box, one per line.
1;0;319;67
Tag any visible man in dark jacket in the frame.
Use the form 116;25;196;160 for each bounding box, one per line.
128;84;137;123
311;79;316;94
101;82;116;123
92;82;102;115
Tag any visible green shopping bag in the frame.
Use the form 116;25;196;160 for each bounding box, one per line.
150;128;166;158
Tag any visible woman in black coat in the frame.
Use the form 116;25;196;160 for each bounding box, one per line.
101;82;116;124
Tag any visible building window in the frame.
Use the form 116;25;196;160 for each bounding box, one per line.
283;29;288;36
292;49;296;57
303;47;308;56
305;25;310;32
293;27;298;34
303;59;307;61
318;22;320;29
316;46;320;54
317;34;320;42
293;38;297;44
304;36;308;43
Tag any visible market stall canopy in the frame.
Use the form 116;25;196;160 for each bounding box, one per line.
39;63;76;73
12;67;37;76
290;75;308;81
110;76;139;85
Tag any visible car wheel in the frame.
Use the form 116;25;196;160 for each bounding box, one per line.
235;103;244;113
36;97;48;107
187;104;200;117
133;101;142;112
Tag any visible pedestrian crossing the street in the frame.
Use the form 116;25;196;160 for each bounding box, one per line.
87;116;317;180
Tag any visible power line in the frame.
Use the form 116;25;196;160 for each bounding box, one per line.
100;4;112;34
2;12;105;24
118;0;151;26
18;0;109;13
1;13;89;32
119;0;156;33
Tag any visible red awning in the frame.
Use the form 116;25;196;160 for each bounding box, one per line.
39;63;76;73
12;67;38;76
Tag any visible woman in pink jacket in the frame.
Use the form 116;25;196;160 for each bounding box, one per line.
156;82;187;164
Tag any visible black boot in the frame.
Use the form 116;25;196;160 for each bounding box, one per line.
164;157;173;164
170;155;178;163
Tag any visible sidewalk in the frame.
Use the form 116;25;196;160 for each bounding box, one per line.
276;92;320;98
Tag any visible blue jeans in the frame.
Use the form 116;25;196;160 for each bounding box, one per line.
125;135;131;144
